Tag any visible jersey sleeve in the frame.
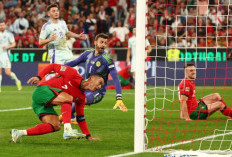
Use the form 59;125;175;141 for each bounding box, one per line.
37;64;78;79
179;80;191;97
8;32;15;43
39;24;48;39
65;51;91;67
109;67;122;95
63;20;69;34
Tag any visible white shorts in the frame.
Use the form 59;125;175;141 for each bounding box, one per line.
0;53;11;68
131;60;135;73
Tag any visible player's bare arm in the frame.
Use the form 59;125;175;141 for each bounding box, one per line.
180;95;191;121
126;48;131;63
39;34;57;45
27;76;40;85
66;31;87;40
2;42;16;50
147;45;152;54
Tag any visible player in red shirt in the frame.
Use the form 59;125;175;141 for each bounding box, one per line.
178;63;232;121
11;64;104;143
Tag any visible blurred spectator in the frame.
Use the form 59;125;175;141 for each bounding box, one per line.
0;2;6;20
13;12;29;35
198;38;206;47
198;0;208;16
4;0;17;8
109;20;129;42
27;36;38;48
104;1;115;25
108;31;120;48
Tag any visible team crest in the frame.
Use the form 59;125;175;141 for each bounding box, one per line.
96;61;101;67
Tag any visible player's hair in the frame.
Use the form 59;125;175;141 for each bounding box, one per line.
90;73;105;83
0;19;5;24
47;3;59;12
95;33;109;41
184;63;195;70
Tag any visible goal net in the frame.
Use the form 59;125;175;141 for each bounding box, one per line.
135;0;232;154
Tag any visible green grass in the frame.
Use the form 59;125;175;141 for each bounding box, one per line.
0;86;232;157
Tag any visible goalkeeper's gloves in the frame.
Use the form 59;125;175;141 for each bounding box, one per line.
113;94;128;112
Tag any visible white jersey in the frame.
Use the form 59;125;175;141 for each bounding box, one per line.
128;36;150;72
0;30;15;54
0;30;15;68
40;19;73;64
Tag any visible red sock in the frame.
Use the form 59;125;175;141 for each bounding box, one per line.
221;107;232;117
27;123;54;135
61;101;72;124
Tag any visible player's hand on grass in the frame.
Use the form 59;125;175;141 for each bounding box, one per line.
87;136;100;141
113;100;128;112
27;77;40;85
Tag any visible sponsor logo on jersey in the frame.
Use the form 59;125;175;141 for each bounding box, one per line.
108;64;114;68
60;66;66;71
62;85;68;89
96;61;101;67
185;87;190;92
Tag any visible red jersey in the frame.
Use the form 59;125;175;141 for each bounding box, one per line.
178;79;198;115
37;64;90;135
38;64;86;103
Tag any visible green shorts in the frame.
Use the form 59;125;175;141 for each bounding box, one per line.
118;75;129;86
32;86;62;118
190;100;208;120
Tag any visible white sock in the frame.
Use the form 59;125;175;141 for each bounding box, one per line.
0;74;2;88
19;130;27;136
64;123;72;132
10;72;19;83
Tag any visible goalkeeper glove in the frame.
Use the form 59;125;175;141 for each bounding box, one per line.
113;94;128;112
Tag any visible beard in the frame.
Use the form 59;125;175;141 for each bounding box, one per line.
96;45;104;52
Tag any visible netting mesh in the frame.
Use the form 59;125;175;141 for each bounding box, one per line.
144;0;232;153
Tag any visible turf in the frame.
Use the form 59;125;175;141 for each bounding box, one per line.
0;86;231;157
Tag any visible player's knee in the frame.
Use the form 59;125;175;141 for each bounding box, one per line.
51;122;61;131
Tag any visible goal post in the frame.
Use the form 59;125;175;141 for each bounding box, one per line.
134;0;232;155
134;0;146;153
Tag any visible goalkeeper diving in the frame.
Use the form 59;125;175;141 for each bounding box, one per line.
60;33;127;123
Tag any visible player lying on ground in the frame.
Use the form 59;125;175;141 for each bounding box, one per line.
11;64;104;143
60;33;127;122
178;63;232;121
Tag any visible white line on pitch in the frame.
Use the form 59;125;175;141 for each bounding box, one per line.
0;107;134;112
148;131;232;151
0;107;32;112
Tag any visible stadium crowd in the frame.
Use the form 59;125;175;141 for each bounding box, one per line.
0;0;231;50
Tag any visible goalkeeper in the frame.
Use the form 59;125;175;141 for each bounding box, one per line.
65;33;127;117
178;63;232;121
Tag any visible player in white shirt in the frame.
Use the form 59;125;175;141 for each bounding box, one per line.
39;3;87;64
126;28;152;77
0;20;22;92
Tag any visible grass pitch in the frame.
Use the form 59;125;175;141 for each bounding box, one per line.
0;86;231;157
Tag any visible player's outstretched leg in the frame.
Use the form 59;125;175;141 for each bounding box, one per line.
11;129;22;143
6;70;22;91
